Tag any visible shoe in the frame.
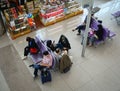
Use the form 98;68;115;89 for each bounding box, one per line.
88;44;92;47
77;33;80;35
72;29;75;31
22;56;27;60
33;75;38;80
29;64;34;67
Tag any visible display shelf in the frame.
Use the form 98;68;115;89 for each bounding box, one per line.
39;0;83;26
9;29;31;39
4;6;32;39
41;9;83;26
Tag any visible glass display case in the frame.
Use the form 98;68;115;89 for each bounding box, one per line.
39;0;83;26
4;6;31;39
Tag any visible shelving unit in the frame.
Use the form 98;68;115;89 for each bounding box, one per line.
4;6;31;39
39;0;83;26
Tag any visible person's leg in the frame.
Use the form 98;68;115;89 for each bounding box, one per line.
77;25;86;35
77;29;81;35
73;25;84;32
88;37;93;46
24;46;30;56
23;46;30;60
89;36;96;46
30;64;46;78
34;68;39;77
55;43;63;50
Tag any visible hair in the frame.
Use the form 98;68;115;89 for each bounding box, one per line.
43;51;49;55
26;37;32;41
47;40;52;46
98;24;103;30
91;13;94;16
55;48;60;54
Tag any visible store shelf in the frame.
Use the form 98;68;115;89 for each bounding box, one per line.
42;9;83;26
4;7;32;40
10;29;31;39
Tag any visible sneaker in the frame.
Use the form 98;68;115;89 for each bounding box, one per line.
29;64;34;67
33;75;38;80
22;56;27;60
72;29;75;31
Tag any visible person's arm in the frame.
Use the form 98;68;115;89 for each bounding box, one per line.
94;34;98;39
40;62;50;67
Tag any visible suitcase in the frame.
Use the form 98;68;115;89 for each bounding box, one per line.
40;69;52;84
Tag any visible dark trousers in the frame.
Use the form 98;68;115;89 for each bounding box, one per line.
76;25;86;34
33;64;46;77
24;46;30;56
55;43;63;50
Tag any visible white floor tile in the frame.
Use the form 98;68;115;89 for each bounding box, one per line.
60;65;92;90
74;80;102;91
93;69;120;91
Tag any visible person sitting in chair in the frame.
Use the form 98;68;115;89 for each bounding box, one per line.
58;35;71;51
29;51;53;78
96;24;104;41
23;37;39;60
72;14;94;35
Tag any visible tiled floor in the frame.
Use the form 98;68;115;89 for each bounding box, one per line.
0;0;120;91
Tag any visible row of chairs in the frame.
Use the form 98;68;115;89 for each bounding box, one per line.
89;18;116;46
28;34;59;70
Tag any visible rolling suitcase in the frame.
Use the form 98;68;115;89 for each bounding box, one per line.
40;69;52;84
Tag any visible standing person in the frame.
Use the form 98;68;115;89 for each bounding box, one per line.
23;37;39;60
29;51;53;78
58;35;71;50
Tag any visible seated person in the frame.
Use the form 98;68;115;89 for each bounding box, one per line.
55;47;71;62
46;40;64;52
23;37;39;60
29;51;53;78
72;14;94;35
54;48;62;61
46;40;56;51
58;35;71;50
96;24;104;41
88;29;98;46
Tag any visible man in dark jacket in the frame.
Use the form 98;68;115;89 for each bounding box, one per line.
23;37;39;60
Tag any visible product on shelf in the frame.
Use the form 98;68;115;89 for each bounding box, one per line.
33;0;40;8
27;13;36;30
39;0;83;26
26;1;34;13
4;6;31;39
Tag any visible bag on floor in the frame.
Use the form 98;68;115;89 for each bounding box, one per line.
63;66;70;73
59;54;72;73
40;69;52;84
